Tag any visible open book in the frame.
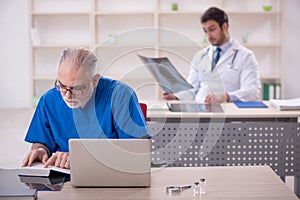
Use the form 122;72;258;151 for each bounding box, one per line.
138;54;193;94
19;162;70;177
269;98;300;110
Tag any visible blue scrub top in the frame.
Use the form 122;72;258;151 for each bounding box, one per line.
25;77;150;153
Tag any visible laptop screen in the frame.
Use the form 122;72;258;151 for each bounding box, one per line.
167;103;223;113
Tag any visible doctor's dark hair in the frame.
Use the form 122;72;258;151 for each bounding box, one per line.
201;7;229;28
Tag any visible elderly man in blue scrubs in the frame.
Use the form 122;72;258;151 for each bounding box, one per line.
22;47;150;169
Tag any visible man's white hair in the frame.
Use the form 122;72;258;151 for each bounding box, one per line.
57;47;97;78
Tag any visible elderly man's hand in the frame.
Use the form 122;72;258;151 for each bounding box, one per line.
44;152;70;169
22;147;49;167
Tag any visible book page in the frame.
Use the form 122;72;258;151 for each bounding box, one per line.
19;162;70;177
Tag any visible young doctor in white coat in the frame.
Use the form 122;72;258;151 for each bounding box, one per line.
163;7;261;104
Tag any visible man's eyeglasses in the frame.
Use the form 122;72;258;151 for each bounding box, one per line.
54;80;87;95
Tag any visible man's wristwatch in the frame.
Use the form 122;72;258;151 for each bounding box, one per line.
35;147;51;157
37;147;47;154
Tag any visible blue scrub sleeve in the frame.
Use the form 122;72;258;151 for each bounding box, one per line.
24;96;57;153
110;83;151;138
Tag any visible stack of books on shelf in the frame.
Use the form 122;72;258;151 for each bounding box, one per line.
263;82;281;100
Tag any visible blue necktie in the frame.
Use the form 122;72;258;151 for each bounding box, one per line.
212;47;221;71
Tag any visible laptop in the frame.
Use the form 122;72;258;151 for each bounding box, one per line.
69;138;151;187
167;102;223;113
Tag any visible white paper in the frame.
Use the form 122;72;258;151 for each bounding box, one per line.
269;98;300;110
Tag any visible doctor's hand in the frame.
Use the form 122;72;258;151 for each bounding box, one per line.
205;93;229;104
44;152;70;169
162;92;178;100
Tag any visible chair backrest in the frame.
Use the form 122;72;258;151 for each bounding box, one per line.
139;103;147;120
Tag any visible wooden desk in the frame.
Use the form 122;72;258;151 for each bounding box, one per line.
38;166;298;200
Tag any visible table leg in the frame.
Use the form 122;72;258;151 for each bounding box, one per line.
295;176;299;198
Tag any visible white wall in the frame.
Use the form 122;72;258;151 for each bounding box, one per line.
0;0;30;108
0;0;299;109
282;0;300;98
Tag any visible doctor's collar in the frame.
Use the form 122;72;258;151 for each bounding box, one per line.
213;38;233;53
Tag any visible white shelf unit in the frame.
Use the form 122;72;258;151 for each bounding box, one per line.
29;0;282;105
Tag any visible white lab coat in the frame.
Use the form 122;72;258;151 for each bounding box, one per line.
175;39;261;102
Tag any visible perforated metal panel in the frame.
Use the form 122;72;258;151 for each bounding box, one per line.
148;121;300;177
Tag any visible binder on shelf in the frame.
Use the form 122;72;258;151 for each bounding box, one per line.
269;84;274;100
263;82;281;100
263;83;269;100
275;83;281;99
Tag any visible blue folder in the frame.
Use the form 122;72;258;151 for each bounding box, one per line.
234;101;268;108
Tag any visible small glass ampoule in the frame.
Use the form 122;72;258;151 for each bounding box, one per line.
199;178;206;194
193;181;200;195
